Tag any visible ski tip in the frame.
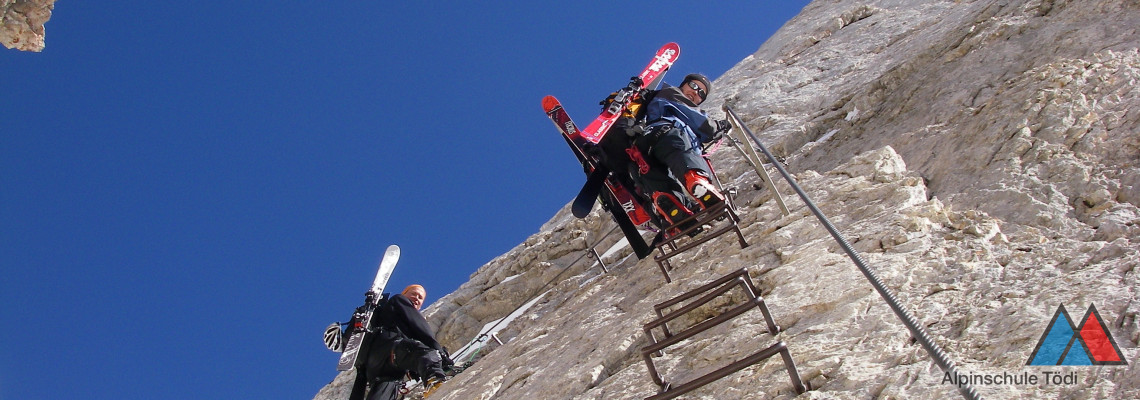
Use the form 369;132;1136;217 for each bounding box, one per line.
542;95;560;112
659;43;680;64
385;244;400;259
572;205;592;218
572;194;597;218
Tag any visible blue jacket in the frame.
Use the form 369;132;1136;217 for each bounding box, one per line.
644;85;717;149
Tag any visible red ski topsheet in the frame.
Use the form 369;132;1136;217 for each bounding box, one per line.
580;42;680;144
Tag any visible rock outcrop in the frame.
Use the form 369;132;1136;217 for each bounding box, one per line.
1;0;55;52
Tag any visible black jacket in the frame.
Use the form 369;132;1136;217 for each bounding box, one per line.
374;294;442;351
349;294;444;400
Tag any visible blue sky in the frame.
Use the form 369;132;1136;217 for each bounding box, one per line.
1;2;809;398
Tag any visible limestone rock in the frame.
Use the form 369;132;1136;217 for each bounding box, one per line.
1;0;54;52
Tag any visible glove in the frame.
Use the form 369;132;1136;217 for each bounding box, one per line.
702;119;731;144
714;119;732;134
440;347;455;368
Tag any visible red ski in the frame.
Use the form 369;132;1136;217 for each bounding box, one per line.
580;42;680;144
543;95;653;259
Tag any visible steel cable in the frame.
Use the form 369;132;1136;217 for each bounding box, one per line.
724;106;981;400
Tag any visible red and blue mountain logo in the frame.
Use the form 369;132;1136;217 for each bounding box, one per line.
1027;304;1127;366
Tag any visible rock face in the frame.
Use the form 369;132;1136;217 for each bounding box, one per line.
0;0;54;51
316;0;1138;399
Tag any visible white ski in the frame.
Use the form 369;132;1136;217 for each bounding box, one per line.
336;244;401;371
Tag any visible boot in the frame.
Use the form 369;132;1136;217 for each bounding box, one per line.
422;375;447;398
684;170;724;210
652;192;701;238
652;192;694;227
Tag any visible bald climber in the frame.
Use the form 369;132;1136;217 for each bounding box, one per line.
349;284;453;400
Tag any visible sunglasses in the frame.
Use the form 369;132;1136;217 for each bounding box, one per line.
686;81;707;100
